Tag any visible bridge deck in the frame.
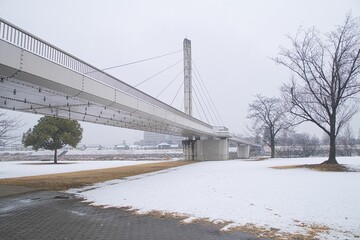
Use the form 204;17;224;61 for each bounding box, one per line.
0;18;230;139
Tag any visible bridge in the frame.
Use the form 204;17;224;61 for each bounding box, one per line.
0;18;253;160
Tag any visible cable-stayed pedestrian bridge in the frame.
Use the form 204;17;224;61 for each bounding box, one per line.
0;18;253;160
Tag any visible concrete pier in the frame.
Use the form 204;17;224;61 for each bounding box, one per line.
183;139;229;161
183;139;251;161
236;144;250;159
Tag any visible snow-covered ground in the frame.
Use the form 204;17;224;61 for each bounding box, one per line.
67;157;360;239
29;149;183;156
0;160;161;179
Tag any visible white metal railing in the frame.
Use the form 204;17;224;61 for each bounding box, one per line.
0;17;212;129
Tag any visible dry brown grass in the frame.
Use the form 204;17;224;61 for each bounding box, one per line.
224;223;283;239
272;163;358;172
242;157;269;161
142;210;188;220
224;221;332;240
0;161;194;191
134;209;333;239
21;162;76;165
134;209;330;240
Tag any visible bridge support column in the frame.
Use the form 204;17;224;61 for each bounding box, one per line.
183;139;229;161
236;144;250;159
183;38;192;116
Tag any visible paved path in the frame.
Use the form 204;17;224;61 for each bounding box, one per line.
0;186;265;240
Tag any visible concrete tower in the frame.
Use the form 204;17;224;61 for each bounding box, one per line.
183;38;192;116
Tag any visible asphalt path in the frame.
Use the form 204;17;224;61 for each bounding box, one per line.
0;186;266;240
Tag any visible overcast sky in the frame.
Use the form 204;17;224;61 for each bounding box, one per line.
1;0;359;145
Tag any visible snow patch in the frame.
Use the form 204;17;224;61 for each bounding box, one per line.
0;160;162;179
68;157;360;239
180;216;199;224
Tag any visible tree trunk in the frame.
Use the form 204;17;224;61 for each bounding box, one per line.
54;148;58;164
270;137;275;158
324;134;338;164
323;117;338;164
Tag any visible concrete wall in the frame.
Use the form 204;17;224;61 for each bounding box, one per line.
237;144;250;159
183;139;229;161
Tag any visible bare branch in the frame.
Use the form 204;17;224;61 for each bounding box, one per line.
0;111;23;146
247;95;293;158
274;14;360;164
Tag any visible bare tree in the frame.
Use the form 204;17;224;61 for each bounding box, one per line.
274;14;360;164
0;111;22;146
247;94;291;158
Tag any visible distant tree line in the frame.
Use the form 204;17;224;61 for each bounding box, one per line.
275;125;360;158
244;124;360;158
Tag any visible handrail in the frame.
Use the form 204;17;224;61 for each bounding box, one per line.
0;17;212;129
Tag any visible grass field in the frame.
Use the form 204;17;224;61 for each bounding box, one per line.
0;160;194;191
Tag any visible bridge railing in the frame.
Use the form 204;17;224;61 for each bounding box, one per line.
0;18;211;128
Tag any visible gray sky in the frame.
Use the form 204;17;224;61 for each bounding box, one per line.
1;0;360;145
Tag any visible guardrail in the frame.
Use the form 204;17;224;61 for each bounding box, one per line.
0;18;213;129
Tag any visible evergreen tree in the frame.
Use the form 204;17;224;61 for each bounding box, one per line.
22;116;83;163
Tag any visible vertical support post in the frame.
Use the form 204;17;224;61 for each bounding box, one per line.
182;139;196;160
237;144;250;159
183;38;192;116
183;139;229;161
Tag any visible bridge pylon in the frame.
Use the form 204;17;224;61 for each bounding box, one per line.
183;38;192;116
182;39;251;161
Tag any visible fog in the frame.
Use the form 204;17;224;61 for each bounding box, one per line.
0;0;359;145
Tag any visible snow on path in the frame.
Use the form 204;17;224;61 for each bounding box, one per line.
68;157;360;239
0;160;161;179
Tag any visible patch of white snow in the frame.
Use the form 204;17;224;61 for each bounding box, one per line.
68;157;360;239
